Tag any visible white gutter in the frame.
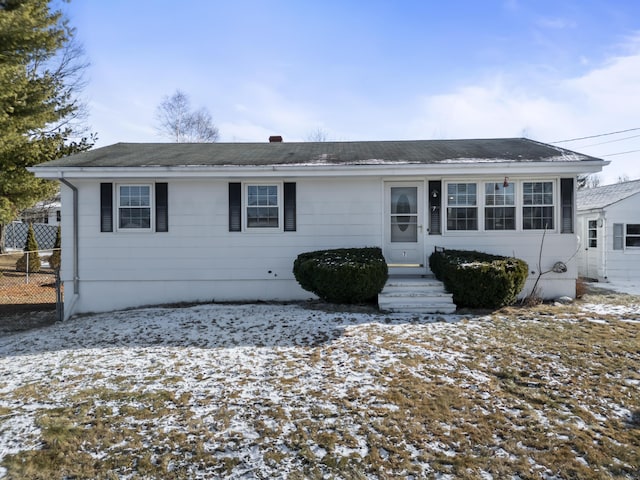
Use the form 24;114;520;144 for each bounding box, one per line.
30;159;609;179
58;177;79;319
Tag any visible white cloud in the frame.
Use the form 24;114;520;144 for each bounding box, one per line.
88;99;158;146
536;17;577;29
408;42;640;184
216;82;333;142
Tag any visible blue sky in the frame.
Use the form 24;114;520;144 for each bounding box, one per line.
61;0;640;183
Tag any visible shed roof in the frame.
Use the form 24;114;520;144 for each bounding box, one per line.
35;138;602;169
577;179;640;211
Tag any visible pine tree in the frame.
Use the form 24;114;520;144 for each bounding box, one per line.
49;224;61;269
15;223;41;272
0;0;95;252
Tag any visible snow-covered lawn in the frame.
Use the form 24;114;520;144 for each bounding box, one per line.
0;292;638;479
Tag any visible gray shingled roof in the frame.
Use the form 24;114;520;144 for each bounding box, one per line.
577;179;640;211
34;138;602;168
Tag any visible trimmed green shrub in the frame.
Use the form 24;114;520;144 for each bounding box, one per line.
293;247;388;304
49;225;61;270
15;223;41;273
429;249;528;309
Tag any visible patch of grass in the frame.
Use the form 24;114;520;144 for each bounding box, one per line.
1;296;639;478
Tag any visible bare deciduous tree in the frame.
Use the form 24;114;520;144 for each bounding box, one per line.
577;173;601;190
306;127;329;142
155;90;219;142
617;174;630;184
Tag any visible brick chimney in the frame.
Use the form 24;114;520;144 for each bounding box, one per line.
269;135;283;143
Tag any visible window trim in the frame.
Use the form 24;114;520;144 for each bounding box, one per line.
484;181;516;231
588;220;598;248
229;181;296;233
522;180;555;231
116;183;153;232
625;223;640;249
445;182;478;231
443;179;561;234
243;182;284;231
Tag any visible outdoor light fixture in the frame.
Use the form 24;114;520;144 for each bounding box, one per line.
432;190;438;198
503;176;509;188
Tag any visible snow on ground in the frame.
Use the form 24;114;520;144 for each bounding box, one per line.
0;304;464;477
0;292;638;478
586;280;640;296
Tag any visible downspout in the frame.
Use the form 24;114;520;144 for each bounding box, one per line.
59;177;79;318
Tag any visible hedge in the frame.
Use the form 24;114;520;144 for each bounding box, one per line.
429;249;528;309
293;247;388;304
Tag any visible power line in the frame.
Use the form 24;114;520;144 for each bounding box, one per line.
600;149;640;157
581;133;640;148
550;127;640;144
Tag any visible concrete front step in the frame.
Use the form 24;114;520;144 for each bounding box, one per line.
379;303;458;314
378;275;457;314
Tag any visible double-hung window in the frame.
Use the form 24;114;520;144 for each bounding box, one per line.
247;185;279;228
626;224;640;247
100;183;168;233
588;220;598;247
523;181;554;230
446;183;477;230
229;182;296;232
485;182;515;230
118;185;151;230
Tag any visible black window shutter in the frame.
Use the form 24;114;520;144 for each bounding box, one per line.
155;183;168;232
229;182;241;232
284;182;296;232
428;180;442;235
100;183;113;232
560;178;574;234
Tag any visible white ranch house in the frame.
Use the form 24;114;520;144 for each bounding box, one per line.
577;179;640;282
31;138;606;319
19;195;61;225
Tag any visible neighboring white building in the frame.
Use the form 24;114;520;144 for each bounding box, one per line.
19;194;61;225
30;138;607;319
576;179;640;282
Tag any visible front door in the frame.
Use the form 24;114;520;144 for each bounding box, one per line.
384;182;425;275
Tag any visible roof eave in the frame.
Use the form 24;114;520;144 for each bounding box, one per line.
29;159;608;179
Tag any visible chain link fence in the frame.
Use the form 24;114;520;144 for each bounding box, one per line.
3;222;59;250
0;250;62;321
